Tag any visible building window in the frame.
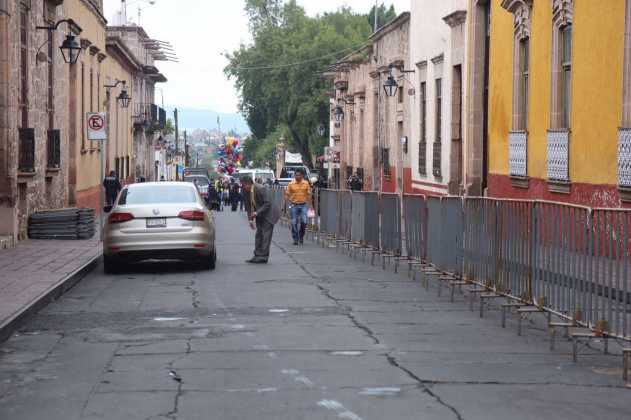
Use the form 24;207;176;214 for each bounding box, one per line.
433;78;442;178
519;37;530;130
97;73;101;112
619;0;631;190
19;4;28;128
47;130;61;169
19;128;35;172
547;0;573;186
561;25;572;129
503;0;533;180
398;82;404;104
550;0;574;130
419;81;427;175
382;148;391;178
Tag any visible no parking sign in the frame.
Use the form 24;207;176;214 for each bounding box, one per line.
87;113;107;141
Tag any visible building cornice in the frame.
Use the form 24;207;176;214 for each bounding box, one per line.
106;35;142;72
431;54;444;65
443;10;467;28
370;12;410;42
79;0;107;27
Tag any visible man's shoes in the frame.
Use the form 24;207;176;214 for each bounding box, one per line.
293;241;298;246
246;258;268;264
299;238;304;245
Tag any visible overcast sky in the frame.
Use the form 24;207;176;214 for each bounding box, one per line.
103;0;409;114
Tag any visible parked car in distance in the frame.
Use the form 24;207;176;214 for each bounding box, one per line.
278;165;311;186
237;168;276;184
183;174;211;201
103;182;216;273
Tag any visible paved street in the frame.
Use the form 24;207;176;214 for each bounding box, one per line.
0;211;629;420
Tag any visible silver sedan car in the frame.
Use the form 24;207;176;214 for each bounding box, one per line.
103;182;216;273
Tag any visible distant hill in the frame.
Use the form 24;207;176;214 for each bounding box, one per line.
165;107;250;134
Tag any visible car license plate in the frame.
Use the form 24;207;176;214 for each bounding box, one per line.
146;218;167;228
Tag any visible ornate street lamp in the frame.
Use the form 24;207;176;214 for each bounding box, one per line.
59;33;82;64
105;80;132;109
317;124;326;137
333;106;344;122
383;74;399;98
117;86;132;108
36;19;83;65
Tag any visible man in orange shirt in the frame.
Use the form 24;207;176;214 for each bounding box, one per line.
284;168;312;245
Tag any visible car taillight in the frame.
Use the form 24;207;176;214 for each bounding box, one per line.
178;210;205;221
108;212;135;224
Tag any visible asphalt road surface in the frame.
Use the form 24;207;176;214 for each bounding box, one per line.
0;211;629;420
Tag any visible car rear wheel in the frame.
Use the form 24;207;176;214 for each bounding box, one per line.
207;246;217;271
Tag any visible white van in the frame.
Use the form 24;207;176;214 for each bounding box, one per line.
237;169;276;184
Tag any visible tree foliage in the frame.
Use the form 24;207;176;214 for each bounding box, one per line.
225;1;395;167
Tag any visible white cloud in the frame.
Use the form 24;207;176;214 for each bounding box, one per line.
103;0;409;113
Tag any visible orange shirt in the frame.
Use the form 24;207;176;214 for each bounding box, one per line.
285;180;311;204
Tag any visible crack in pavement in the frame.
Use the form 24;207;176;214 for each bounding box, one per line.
278;243;466;420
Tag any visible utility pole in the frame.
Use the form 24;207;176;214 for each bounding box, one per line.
374;0;378;33
184;130;188;167
174;108;179;180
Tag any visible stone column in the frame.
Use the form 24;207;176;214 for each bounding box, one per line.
0;1;17;240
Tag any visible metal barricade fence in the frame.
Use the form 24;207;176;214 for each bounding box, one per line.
364;192;380;249
426;197;444;271
320;189;338;236
351;193;366;244
312;189;630;342
337;190;352;241
380;193;401;256
578;208;630;339
403;195;427;261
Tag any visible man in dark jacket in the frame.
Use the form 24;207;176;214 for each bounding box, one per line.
242;177;280;264
103;171;122;206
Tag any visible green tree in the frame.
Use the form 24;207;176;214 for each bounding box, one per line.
225;1;384;168
367;3;397;31
163;118;175;136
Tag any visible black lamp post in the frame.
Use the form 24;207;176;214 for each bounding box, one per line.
117;87;132;109
59;34;82;64
334;106;344;122
383;74;399;98
105;80;132;109
317;124;326;137
36;19;83;65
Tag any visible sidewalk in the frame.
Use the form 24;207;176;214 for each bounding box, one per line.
0;238;101;341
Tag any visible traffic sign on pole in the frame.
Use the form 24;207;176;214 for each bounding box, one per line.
87;112;107;141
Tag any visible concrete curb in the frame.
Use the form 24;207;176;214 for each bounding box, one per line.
0;254;102;344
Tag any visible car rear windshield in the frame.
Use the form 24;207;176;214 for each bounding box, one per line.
118;185;197;205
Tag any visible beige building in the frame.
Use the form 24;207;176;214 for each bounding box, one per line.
0;0;168;245
328;13;411;192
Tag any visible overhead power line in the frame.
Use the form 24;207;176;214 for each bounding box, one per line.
231;40;371;71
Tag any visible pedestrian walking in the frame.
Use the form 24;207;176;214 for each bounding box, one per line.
103;170;122;206
230;182;240;212
284;168;312;245
242;177;280;264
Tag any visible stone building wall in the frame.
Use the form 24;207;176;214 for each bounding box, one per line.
0;0;70;241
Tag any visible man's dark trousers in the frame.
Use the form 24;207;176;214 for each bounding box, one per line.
254;218;274;261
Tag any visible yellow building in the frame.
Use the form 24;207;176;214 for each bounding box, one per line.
63;0;109;209
486;0;630;207
103;33;137;185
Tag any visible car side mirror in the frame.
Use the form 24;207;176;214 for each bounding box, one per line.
103;205;113;214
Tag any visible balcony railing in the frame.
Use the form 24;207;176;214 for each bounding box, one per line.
133;103;166;130
19;128;35;173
